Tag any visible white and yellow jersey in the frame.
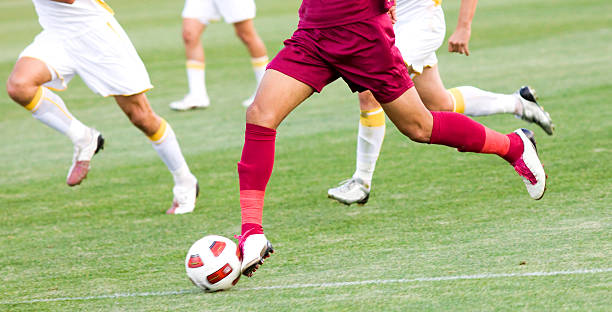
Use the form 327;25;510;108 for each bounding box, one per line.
396;0;441;21
33;0;114;36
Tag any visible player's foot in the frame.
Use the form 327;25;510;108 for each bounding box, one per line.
327;177;370;205
515;86;554;135
235;232;274;277
169;94;210;111
511;129;546;200
242;94;255;107
166;180;199;214
66;128;104;186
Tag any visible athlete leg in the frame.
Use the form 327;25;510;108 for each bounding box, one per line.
116;93;198;214
414;65;553;134
233;19;269;107
237;69;314;275
382;87;545;199
171;18;209;110
6;57;50;105
8;57;101;186
381;86;524;159
245;69;313;129
328;91;385;205
411;64;454;112
183;18;206;62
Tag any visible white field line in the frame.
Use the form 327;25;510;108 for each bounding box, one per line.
3;268;611;305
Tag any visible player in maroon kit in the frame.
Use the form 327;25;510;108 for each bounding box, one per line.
235;0;547;277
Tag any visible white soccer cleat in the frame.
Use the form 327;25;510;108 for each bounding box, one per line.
166;180;199;214
515;86;554;135
236;233;273;277
169;94;210;111
242;94;255;107
66;128;104;186
511;128;547;200
327;177;371;205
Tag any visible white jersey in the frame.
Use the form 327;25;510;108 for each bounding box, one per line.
396;0;441;21
33;0;114;36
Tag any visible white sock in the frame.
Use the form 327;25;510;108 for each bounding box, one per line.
251;56;268;87
186;60;208;99
26;87;89;145
449;86;520;116
353;108;385;188
148;119;196;187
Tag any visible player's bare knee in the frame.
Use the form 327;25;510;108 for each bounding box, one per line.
182;29;199;47
245;103;276;128
6;75;34;105
398;124;430;143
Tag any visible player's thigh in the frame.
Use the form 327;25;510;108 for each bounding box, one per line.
380;87;433;143
15;31;76;93
413;64;453;112
358;91;382;111
247;69;314;129
8;57;52;89
331;15;412;104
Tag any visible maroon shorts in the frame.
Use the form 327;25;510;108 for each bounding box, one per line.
268;14;413;104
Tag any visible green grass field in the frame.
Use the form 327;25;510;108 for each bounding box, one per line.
1;0;611;310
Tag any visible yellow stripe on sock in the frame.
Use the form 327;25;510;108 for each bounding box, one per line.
186;60;205;70
44;96;73;120
24;87;43;111
449;88;465;114
251;56;269;68
148;118;167;143
359;109;385;127
252;60;269;68
433;0;442;6
95;0;114;15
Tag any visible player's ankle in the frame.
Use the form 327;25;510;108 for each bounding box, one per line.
241;223;264;238
172;164;196;187
502;133;524;164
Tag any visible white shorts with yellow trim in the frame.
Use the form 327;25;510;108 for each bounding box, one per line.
19;18;152;97
394;4;446;75
182;0;256;25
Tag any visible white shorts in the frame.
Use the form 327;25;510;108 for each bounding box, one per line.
19;18;153;97
394;4;446;75
182;0;256;25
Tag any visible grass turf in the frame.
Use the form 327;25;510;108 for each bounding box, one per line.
0;0;610;310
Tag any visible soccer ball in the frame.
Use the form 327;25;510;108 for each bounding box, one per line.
185;235;242;292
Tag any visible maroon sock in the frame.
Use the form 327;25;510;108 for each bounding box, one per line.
503;133;524;164
429;111;523;163
429;111;486;151
238;123;276;237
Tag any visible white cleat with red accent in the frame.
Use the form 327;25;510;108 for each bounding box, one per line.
66;128;104;187
166;181;199;215
169;94;210;111
511;128;547;200
236;233;274;277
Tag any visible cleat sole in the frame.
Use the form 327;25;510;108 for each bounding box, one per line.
242;241;273;277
